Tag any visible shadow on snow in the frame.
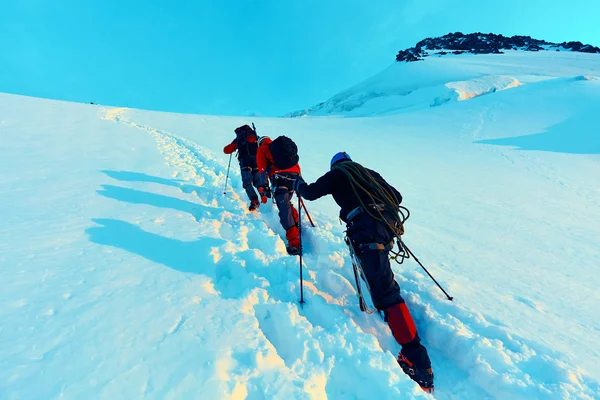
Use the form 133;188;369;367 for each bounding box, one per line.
476;114;600;154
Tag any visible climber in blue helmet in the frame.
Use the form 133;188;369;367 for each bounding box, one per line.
290;151;434;393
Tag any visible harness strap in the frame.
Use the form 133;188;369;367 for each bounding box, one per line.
346;206;362;222
271;172;298;192
347;203;386;222
357;240;394;252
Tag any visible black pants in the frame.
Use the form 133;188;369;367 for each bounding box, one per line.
239;156;263;202
348;212;431;370
272;173;298;230
347;212;402;310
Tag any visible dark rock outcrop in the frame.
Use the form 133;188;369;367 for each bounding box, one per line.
396;32;600;62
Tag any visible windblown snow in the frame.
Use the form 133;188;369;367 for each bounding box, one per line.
1;50;600;399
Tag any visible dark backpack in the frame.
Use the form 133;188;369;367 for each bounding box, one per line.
269;136;299;169
234;125;258;157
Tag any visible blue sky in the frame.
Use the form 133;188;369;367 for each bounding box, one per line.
1;0;599;116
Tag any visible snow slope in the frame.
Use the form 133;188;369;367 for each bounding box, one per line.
286;51;600;117
1;56;600;400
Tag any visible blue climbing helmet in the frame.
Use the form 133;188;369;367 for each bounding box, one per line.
330;151;352;169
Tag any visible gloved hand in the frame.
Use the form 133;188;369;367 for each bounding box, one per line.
293;176;306;193
273;174;304;192
258;185;271;198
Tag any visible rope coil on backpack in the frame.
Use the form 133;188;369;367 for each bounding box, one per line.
333;161;412;265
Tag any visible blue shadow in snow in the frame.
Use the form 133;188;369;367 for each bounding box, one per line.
97;185;220;221
86;218;224;275
101;170;205;195
101;170;183;187
476;115;600;155
86;219;285;300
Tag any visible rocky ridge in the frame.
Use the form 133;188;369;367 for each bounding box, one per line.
396;32;600;62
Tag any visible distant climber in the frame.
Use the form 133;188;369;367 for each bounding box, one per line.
223;125;268;211
291;152;434;392
256;135;301;256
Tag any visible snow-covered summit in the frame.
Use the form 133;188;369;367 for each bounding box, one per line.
395;32;600;62
286;43;600;117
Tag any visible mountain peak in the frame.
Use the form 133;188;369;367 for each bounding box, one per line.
396;32;600;62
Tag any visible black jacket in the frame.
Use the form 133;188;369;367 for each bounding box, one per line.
296;165;402;222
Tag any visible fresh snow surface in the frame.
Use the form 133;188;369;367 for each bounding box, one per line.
1;58;600;399
286;51;600;117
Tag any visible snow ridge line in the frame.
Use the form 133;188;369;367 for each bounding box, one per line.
98;108;599;399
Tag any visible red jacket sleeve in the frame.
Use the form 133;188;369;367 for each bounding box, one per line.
257;146;268;174
247;134;257;143
223;140;237;154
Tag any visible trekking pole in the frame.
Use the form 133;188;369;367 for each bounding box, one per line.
299;197;316;228
298;194;305;305
402;241;454;301
223;153;233;195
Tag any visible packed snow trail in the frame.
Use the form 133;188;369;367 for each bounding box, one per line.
95;108;431;399
1;91;598;399
93;107;598;399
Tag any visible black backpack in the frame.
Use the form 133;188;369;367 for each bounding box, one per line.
269;136;299;169
234;125;258;157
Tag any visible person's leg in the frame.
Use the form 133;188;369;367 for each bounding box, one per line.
354;248;402;309
352;235;433;391
274;189;300;253
385;300;432;373
240;165;259;210
255;170;270;203
252;168;262;189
